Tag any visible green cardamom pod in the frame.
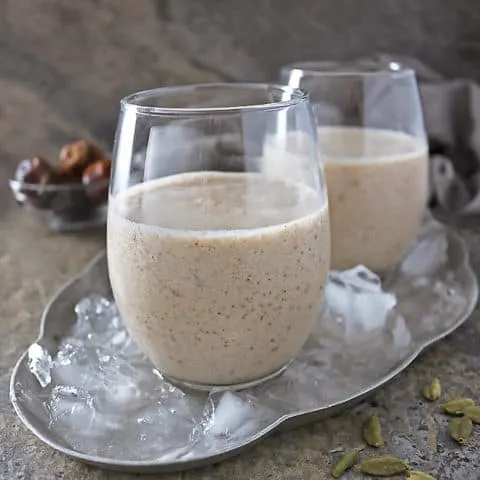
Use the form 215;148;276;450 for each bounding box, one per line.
359;456;409;476
463;405;480;423
422;377;441;401
441;398;475;415
448;416;473;444
331;449;358;478
363;414;384;447
408;471;436;480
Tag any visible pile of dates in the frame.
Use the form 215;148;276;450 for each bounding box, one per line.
13;140;111;219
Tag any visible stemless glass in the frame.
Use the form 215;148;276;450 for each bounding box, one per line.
281;60;428;273
107;84;330;390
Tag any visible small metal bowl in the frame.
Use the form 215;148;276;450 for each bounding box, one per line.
9;178;109;232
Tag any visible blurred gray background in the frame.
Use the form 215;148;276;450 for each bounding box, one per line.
0;0;478;171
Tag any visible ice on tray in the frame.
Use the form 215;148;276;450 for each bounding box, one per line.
26;285;406;461
20;217;468;463
324;265;397;342
401;220;448;277
205;392;263;438
28;343;53;388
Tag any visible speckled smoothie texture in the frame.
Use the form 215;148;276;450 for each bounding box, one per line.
319;127;429;272
107;171;330;386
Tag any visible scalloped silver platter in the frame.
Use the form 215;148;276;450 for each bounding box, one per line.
10;221;479;473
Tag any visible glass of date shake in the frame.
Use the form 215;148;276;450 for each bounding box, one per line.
107;84;330;390
281;60;428;272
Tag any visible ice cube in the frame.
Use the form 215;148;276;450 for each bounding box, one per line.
401;223;448;276
55;339;89;366
329;265;382;293
93;363;151;413
207;392;258;437
47;385;96;431
325;266;397;337
74;295;119;335
97;378;142;408
28;343;52;388
108;330;129;348
190;396;215;443
52;351;97;388
324;280;352;316
107;330;142;359
349;290;397;330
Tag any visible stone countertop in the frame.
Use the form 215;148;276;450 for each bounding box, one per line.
1;1;480;479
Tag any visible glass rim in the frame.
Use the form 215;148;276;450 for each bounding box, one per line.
281;60;415;78
120;83;309;115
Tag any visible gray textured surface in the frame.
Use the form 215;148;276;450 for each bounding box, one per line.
1;1;480;478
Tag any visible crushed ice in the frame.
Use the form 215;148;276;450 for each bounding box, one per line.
401;220;448;277
28;343;52;388
326;265;397;340
22;218;460;462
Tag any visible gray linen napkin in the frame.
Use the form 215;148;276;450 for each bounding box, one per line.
365;54;480;215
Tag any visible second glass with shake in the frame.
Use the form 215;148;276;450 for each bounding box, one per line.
281;60;428;273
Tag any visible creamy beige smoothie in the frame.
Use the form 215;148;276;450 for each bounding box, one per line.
318;127;428;272
107;171;330;386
